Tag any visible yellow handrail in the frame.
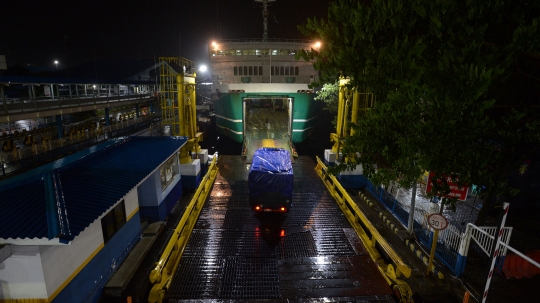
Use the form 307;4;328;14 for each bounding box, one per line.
148;155;219;303
314;156;413;302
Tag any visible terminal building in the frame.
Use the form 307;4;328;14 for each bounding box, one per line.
0;135;206;302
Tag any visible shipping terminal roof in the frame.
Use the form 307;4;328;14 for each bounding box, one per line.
0;136;188;245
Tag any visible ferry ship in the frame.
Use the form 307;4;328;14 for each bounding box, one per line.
208;0;320;157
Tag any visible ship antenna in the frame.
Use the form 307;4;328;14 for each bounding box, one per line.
255;0;276;41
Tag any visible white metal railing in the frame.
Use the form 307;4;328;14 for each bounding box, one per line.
415;207;514;277
454;223;513;278
440;223;463;253
461;203;540;303
461;224;513;257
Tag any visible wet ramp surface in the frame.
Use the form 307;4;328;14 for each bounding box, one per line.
166;156;393;302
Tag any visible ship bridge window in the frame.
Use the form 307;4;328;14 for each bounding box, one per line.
271;49;278;56
217;50;225;56
242;50;249;55
248;49;255;55
288;50;297;55
236;50;242;55
262;49;270;55
255;49;261;56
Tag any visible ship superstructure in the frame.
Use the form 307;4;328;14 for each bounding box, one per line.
209;0;320;160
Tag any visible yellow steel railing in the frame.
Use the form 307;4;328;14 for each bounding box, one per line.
148;155;219;303
314;157;413;303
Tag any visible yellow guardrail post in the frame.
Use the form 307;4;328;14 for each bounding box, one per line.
314;157;413;302
148;156;219;303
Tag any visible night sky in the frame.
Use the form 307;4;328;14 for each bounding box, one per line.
1;0;331;70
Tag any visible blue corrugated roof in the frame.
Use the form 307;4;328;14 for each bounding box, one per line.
0;136;187;243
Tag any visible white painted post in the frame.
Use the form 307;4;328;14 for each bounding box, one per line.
407;181;417;234
455;223;473;277
482;202;509;303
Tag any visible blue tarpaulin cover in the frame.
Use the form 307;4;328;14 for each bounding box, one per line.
248;148;293;197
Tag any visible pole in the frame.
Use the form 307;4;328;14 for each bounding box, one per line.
426;229;439;275
482;202;509;303
407;181;417;234
426;201;441;275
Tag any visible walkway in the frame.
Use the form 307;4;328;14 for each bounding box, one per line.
0;115;160;178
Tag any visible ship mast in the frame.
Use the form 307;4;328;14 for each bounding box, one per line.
255;0;276;41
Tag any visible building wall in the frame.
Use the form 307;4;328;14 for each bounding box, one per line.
0;246;48;299
39;188;140;302
138;170;160;207
158;173;181;220
125;188;140;220
50;214;140;303
138;167;181;222
137;170;160;221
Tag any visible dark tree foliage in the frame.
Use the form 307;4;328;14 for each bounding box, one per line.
298;0;540;224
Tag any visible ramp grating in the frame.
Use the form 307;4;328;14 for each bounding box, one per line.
219;257;281;299
165;256;223;299
165;156;392;300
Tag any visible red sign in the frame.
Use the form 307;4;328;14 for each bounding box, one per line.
425;172;468;201
427;214;449;230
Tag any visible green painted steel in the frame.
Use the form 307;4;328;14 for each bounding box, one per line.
213;94;244;143
213;92;316;144
291;93;316;143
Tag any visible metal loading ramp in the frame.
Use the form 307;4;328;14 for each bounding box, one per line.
165;156;393;302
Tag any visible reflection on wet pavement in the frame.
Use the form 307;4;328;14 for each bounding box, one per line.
165;156;393;301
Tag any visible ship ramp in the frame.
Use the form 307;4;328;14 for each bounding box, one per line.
160;155;396;302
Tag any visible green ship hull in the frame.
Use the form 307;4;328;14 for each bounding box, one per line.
213;92;316;144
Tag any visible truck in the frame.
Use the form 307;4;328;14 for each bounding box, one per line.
248;147;293;213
